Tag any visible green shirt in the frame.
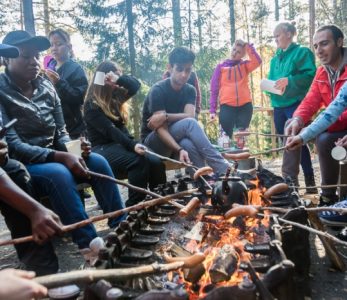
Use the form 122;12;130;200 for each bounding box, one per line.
268;43;316;108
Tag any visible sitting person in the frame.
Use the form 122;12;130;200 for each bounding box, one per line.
0;30;125;260
84;61;166;207
284;24;347;205
45;28;88;139
141;46;229;176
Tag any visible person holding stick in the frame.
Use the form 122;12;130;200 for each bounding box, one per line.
0;30;125;263
285;24;347;206
268;21;317;194
84;61;166;207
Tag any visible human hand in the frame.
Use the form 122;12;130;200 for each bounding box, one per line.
179;149;191;164
0;140;8;166
80;136;91;159
284;118;303;136
0;269;47;300
335;135;347;147
147;112;167;130
134;143;146;155
54;151;89;178
29;206;63;244
45;69;60;85
286;135;304;150
209;113;216;121
274;77;289;92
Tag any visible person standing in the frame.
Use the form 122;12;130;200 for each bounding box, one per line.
45;28;88;139
209;39;262;145
268;22;317;193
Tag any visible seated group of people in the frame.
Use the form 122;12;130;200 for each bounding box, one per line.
0;27;230;289
0;22;347;298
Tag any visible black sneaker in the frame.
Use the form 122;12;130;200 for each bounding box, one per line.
304;175;318;194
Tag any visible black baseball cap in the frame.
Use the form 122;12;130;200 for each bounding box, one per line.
2;30;50;52
0;44;19;58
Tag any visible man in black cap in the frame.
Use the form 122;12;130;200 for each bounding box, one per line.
0;30;125;265
0;42;62;275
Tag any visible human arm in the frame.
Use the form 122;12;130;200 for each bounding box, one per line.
277;48;316;96
83;100;137;151
209;64;222;114
47;64;89;106
0;269;47;300
0;170;63;243
298;82;347;143
244;43;262;73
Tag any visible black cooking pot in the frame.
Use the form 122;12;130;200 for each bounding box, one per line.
211;176;248;212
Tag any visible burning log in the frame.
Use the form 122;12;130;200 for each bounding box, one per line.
179;197;201;217
209;245;239;283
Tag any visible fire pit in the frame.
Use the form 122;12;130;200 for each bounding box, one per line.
80;162;311;300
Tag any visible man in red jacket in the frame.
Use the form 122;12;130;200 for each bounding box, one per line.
285;24;346;205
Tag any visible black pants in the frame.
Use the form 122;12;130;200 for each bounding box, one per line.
93;143;166;206
0;159;58;275
219;102;253;138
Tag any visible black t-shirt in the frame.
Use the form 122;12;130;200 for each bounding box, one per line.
141;78;196;141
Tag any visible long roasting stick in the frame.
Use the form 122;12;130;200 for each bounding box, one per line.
250;146;287;157
234;131;290;138
0;187;197;247
34;261;184;288
144;149;213;189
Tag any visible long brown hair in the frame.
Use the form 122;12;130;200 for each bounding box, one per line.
85;61;129;122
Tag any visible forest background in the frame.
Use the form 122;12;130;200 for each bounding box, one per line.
1;0;347;149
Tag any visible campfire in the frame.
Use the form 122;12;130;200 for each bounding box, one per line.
73;160;311;300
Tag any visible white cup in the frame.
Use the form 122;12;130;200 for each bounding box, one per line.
331;145;347;161
65;139;82;156
94;71;106;86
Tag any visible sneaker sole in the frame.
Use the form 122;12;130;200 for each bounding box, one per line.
319;217;347;227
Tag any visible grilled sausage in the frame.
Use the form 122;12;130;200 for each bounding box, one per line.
163;252;206;268
263;183;289;199
193;166;213;180
179;197;200;217
222;152;251;161
224;204;260;219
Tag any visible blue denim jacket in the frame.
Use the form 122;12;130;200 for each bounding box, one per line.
300;81;347;143
0;71;70;164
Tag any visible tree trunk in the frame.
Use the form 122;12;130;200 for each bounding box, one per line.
197;0;202;50
22;0;35;35
172;0;182;46
309;0;315;50
288;0;294;20
274;0;279;21
188;0;192;49
228;0;235;45
43;0;50;36
342;0;347;34
125;0;140;139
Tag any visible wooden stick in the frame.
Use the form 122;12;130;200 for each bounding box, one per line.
0;188;198;247
251;146;287;157
144;149;213;190
87;171;184;209
234;131;290;138
34;261;184;288
295;183;347;190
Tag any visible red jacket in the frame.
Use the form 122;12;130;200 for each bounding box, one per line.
294;53;347;132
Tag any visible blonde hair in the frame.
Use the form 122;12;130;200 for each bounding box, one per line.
275;21;297;36
86;61;129;122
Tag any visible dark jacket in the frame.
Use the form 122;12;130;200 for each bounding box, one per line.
84;75;141;151
0;71;70;164
55;59;88;138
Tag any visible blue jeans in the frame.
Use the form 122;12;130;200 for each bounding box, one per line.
26;153;125;249
274;103;314;177
144;118;229;175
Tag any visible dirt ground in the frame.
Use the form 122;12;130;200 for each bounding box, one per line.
0;157;347;299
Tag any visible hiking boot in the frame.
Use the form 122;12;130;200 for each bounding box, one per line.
319;199;347;227
304;174;318;194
